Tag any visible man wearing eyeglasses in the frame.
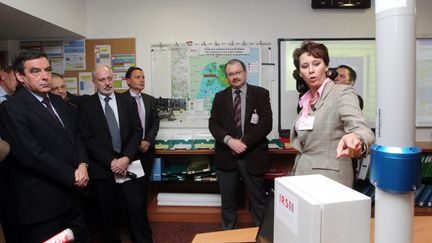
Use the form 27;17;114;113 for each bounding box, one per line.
0;49;90;242
78;65;145;242
209;59;273;230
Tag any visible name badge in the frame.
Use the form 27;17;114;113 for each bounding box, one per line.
250;110;259;124
298;116;315;130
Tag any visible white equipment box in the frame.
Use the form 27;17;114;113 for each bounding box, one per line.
274;174;371;243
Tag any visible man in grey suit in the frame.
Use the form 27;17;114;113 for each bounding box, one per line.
209;59;273;230
0;49;89;242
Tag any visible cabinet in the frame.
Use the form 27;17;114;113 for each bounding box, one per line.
148;142;432;222
148;148;296;222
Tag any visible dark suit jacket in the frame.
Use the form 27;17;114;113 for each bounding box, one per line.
78;92;143;179
209;84;272;175
0;87;88;225
124;92;160;174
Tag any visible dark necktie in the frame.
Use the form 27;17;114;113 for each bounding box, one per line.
104;96;121;153
233;90;242;136
42;96;63;127
135;95;146;139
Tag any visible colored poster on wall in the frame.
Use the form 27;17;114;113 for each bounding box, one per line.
64;77;78;95
64;40;86;71
112;54;136;72
43;41;65;74
95;45;111;67
113;72;129;90
79;72;94;95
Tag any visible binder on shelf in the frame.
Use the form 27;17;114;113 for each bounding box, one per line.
193;139;215;149
415;184;426;205
155;140;171;150
162;164;188;181
418;184;432;207
194;176;217;182
427;191;432;207
162;175;186;181
170;139;193;150
187;159;211;175
152;157;164;181
423;154;432;178
194;170;217;181
163;164;187;175
420;154;427;177
193;163;217;181
268;139;283;149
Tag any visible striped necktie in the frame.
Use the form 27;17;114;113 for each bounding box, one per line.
233;89;242;136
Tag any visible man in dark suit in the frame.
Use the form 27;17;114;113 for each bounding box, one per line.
125;66;160;181
78;65;146;242
123;66;160;242
334;64;364;110
209;59;273;230
0;65;18;103
50;72;82;107
0;49;89;242
0;65;17;242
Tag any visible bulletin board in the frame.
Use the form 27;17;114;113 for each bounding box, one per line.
64;38;136;94
150;41;271;129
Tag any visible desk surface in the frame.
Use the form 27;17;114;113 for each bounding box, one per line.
192;216;432;243
192;227;258;243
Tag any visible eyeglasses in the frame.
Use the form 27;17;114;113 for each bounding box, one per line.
226;70;244;78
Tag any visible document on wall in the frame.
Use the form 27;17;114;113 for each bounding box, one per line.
113;72;129;90
64;77;78;95
115;160;145;183
78;72;94;95
95;45;111;67
64;39;86;71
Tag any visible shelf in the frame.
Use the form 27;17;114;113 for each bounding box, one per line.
155;147;297;155
370;207;432;217
156;149;216;155
414;207;432;216
147;196;252;223
418;142;432;153
154;142;431;155
149;142;432;223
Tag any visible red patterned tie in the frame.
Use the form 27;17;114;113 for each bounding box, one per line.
233;90;242;134
42;96;63;127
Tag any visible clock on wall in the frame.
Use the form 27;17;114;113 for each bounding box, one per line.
312;0;371;9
